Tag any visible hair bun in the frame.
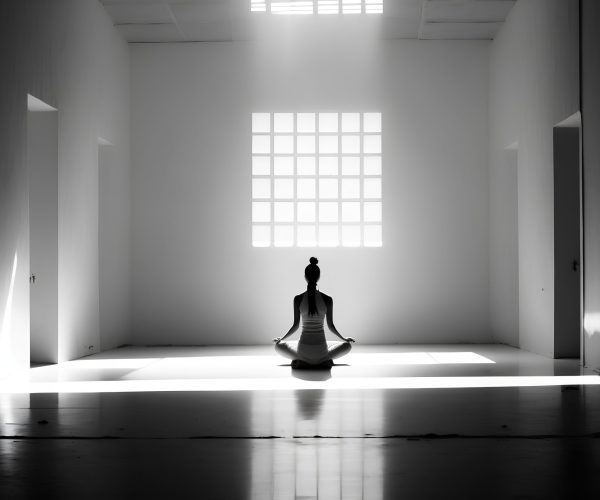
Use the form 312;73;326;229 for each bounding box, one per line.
309;257;318;265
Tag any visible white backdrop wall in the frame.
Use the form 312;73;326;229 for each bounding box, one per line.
131;38;490;345
488;0;579;356
0;0;131;375
582;0;600;370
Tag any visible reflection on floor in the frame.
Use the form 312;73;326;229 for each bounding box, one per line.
1;344;600;499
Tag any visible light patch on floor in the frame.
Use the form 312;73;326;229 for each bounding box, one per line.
0;344;595;394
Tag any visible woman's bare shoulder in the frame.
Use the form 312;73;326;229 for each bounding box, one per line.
319;292;333;303
294;293;305;303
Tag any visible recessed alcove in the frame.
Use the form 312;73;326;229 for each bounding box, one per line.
27;94;58;365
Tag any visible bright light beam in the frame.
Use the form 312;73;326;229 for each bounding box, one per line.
1;375;599;394
0;253;18;379
62;358;160;369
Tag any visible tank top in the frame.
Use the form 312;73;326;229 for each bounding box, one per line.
299;291;327;345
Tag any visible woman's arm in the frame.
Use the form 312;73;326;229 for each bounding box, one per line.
273;295;302;343
324;296;355;342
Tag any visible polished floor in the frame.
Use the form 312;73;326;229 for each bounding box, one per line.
1;344;599;499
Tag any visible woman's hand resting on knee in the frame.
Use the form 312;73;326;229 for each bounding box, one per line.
344;337;356;343
272;337;282;343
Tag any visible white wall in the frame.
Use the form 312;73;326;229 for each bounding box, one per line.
131;38;490;345
488;0;579;357
0;0;131;375
582;0;600;370
99;142;132;351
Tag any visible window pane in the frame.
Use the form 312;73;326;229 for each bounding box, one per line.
274;156;294;175
297;178;316;199
252;113;270;133
319;202;338;222
297;113;316;133
319;157;338;175
297;225;317;247
319;113;338;132
274;202;294;222
342;201;360;222
343;0;362;13
363;178;381;199
363;112;381;133
341;178;360;199
341;135;360;154
319;179;338;199
364;156;382;175
274;178;294;198
252;225;270;247
342;156;360;175
319;135;338;154
297;202;316;222
363;135;381;154
364;224;382;247
274;135;294;154
252;202;271;222
318;0;339;14
341;112;360;132
252;156;270;175
252;178;271;199
274;225;294;247
272;1;313;14
297;135;316;154
342;225;361;247
364;201;382;222
319;225;339;247
252;135;270;154
274;113;294;133
365;0;383;14
251;1;267;13
297;156;316;175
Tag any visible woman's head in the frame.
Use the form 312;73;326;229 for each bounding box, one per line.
304;257;320;284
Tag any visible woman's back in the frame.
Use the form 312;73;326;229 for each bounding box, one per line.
299;291;327;335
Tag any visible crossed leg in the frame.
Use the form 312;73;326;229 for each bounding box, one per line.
275;340;352;365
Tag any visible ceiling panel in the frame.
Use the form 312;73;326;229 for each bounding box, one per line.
423;0;516;23
169;2;232;24
100;0;517;42
116;22;184;42
103;3;174;24
420;21;503;40
177;21;234;41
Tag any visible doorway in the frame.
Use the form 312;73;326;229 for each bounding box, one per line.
553;112;583;359
27;95;58;365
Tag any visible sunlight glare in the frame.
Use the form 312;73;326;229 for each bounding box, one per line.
2;375;600;394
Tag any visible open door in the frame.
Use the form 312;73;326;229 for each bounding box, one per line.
28;95;58;365
553;112;583;359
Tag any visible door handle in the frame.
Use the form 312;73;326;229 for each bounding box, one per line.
29;274;36;284
572;260;579;272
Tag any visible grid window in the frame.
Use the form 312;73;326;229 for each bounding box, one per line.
250;0;383;15
252;111;382;247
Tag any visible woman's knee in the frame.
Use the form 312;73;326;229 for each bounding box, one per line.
275;341;297;359
329;341;352;359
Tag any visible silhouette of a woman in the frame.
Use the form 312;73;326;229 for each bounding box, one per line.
273;257;355;368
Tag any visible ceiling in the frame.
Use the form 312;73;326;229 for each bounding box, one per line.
99;0;517;43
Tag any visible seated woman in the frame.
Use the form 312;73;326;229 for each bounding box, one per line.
273;257;355;369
